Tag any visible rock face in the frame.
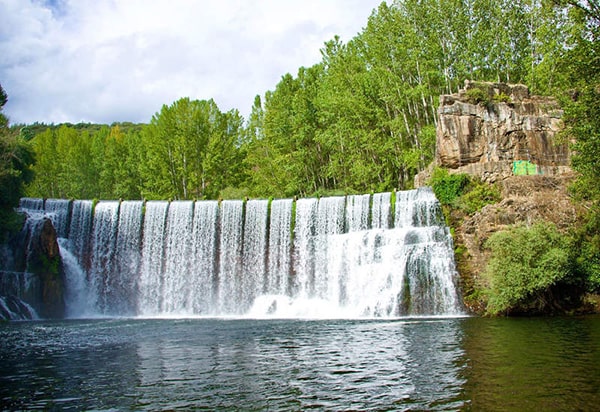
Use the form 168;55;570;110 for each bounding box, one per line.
416;81;571;185
455;174;582;313
27;218;65;319
0;215;65;319
415;81;582;314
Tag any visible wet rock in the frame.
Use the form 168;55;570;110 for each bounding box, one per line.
0;215;65;319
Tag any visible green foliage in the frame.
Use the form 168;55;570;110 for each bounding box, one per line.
493;93;512;103
219;186;250;200
465;87;489;105
36;254;60;277
429;168;500;215
484;222;580;315
140;98;247;200
429;168;470;206
456;180;502;215
570;209;600;293
0;84;35;236
556;3;600;298
565;85;600;205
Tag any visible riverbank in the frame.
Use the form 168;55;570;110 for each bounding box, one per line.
449;173;598;315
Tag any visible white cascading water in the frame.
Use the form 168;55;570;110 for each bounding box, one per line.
292;197;318;299
113;201;143;315
68;200;93;264
266;199;293;296
138;201;169;316
372;192;391;229
189;200;218;314
162;201;194;314
17;188;463;319
346;194;370;232
241;199;269;312
217;200;244;314
44;199;71;238
18;197;44;211
314;196;346;301
88;201;120;314
59;238;90;318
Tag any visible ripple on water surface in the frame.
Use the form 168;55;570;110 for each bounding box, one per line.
2;316;600;410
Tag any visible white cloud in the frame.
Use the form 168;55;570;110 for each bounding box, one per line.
0;0;381;124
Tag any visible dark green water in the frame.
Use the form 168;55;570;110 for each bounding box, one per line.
1;316;599;411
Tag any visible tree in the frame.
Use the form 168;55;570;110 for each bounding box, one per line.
140;98;244;200
0;85;8;129
245;66;330;197
484;223;580;315
0;84;35;235
203;108;247;199
556;0;600;292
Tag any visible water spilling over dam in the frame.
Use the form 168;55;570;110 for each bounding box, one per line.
15;188;462;318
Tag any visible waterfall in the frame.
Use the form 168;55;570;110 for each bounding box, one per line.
293;198;318;298
113;201;143;315
68;200;93;264
15;189;464;319
139;201;169;316
189;200;218;314
346;194;370;232
372;192;391;229
59;238;90;318
162;201;195;314
19;197;44;211
44;199;71;238
217;200;244;314
89;201;120;314
241;199;269;312
266;199;293;296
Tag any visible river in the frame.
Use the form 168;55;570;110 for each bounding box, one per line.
1;315;599;410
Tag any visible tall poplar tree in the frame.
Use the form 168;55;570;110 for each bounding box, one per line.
0;84;35;234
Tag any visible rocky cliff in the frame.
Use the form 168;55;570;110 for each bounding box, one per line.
416;81;585;314
0;215;65;319
454;173;583;313
416;81;571;185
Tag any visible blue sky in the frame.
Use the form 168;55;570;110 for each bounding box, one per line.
0;0;382;125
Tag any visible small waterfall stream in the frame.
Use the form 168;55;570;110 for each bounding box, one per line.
14;189;463;318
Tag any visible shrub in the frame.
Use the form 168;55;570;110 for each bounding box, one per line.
570;208;600;293
429;168;470;206
465;87;489;105
429;168;499;215
456;180;501;215
493;92;512;103
484;222;581;315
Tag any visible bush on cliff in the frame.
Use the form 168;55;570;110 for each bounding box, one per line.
484;222;584;316
429;167;500;215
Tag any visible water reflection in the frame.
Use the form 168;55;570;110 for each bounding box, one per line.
0;320;143;409
460;316;600;411
132;319;467;410
2;317;600;410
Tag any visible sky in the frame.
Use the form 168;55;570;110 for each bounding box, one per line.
0;0;382;125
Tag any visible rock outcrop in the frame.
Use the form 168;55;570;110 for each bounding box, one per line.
415;81;584;314
416;81;571;185
454;173;582;313
0;215;65;319
27;218;65;319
